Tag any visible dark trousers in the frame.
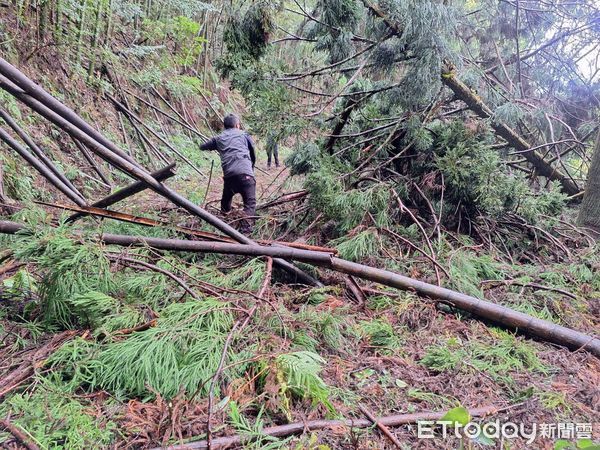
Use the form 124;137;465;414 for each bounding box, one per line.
267;145;279;167
221;174;257;232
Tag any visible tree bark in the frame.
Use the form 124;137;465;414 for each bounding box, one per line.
577;130;600;234
325;97;358;154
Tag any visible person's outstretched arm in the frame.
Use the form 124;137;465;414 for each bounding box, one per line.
200;137;217;151
246;135;257;167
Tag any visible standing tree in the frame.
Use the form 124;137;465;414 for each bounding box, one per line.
578;130;600;234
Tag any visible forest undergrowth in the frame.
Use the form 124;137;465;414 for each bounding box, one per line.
0;0;599;449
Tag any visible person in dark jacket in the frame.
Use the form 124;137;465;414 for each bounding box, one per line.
200;114;257;233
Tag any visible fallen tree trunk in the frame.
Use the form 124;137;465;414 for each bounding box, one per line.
0;58;140;168
1;220;598;357
440;72;580;196
0;60;320;287
0;106;84;198
0;126;87;206
46;200;338;253
66;162;176;222
361;0;581;197
150;405;501;450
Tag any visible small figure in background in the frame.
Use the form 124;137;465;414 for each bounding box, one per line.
266;132;280;169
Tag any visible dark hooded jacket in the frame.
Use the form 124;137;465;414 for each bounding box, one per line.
200;128;256;178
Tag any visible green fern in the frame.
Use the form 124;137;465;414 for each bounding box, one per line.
275;351;335;415
359;318;403;352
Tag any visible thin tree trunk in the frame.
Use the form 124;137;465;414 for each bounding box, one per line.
1;220;599;357
104;0;113;45
54;0;62;43
0;163;6;203
75;0;88;66
577;130;600;234
38;0;48;41
87;0;103;79
440;72;580;196
325;97;358;154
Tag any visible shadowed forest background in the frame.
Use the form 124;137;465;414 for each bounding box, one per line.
0;0;599;448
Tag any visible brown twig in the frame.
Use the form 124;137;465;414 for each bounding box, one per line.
153;404;504;449
0;330;78;400
393;194;442;286
381;227;450;280
113;319;158;337
202;160;214;208
358;404;402;449
480;279;579;300
344;275;366;306
0;260;23;277
0;417;40;450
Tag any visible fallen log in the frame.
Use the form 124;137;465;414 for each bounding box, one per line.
151;405;501;449
0;61;320;287
0;107;83;198
42;201;338;253
1;220;598;357
0;126;87;206
66;162;176;222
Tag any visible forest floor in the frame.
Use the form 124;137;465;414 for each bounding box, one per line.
2;152;599;449
0;12;598;448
